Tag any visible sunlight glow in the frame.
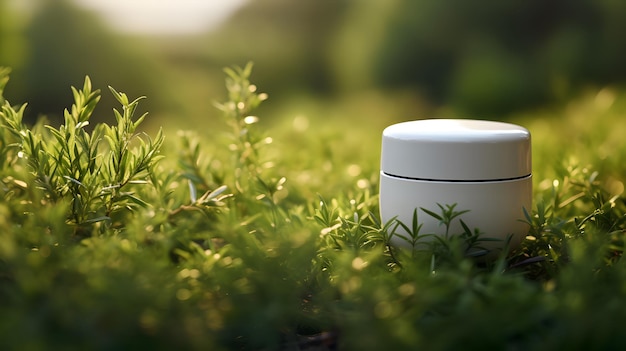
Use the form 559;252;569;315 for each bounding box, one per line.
73;0;248;35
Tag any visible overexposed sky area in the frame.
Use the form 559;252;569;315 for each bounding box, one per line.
73;0;248;35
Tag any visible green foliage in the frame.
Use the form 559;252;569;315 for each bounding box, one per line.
2;64;626;350
1;74;164;236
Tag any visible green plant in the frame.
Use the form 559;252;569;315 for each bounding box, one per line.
1;74;165;236
2;64;626;350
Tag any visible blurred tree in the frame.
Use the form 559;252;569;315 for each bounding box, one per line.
367;0;626;116
328;0;400;93
0;0;28;72
205;0;348;97
210;0;626;116
595;0;626;83
6;0;167;125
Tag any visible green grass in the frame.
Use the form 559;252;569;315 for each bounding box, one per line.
1;64;626;350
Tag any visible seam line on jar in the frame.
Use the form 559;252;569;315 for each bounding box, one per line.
382;172;531;183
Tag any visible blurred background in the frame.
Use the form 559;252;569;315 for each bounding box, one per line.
2;0;626;131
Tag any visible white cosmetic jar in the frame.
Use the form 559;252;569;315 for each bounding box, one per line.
379;119;532;254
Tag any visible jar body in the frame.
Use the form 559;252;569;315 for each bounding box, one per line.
379;172;532;254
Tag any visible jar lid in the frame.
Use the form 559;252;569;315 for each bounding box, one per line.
381;119;531;181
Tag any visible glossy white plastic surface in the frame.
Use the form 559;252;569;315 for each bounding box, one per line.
380;173;532;252
381;119;531;181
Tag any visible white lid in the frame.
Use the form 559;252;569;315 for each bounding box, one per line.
381;119;531;181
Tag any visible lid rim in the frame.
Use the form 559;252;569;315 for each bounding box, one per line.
381;119;532;180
